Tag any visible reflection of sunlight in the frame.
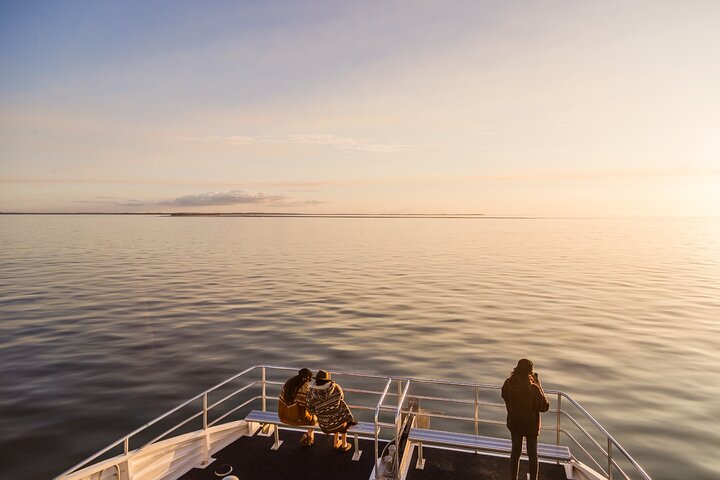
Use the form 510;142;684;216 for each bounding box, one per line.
660;176;718;218
697;126;720;167
709;186;720;217
681;177;720;217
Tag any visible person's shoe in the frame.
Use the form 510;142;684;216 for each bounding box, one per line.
338;443;352;453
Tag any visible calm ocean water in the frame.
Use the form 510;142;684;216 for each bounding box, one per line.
1;215;718;479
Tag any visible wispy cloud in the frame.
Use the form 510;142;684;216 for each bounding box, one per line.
182;134;417;153
77;190;327;208
156;190;286;207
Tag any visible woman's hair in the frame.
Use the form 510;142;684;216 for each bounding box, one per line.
284;368;313;400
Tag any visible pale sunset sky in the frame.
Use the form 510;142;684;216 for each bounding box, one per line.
1;1;719;215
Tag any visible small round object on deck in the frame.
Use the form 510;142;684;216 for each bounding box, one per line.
214;464;233;477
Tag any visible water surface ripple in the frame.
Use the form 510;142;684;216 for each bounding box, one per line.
1;216;719;479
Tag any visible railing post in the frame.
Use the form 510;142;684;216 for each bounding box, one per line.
395;377;402;473
261;366;267;412
395;380;403;472
374;378;392;480
608;438;613;480
556;393;561;446
202;393;210;464
124;437;133;480
203;393;208;430
374;423;379;479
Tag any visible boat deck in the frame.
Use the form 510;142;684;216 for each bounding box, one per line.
54;366;651;480
406;446;568;480
177;427;568;480
177;428;383;480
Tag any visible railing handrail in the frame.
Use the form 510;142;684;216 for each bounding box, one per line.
55;365;651;480
394;375;651;480
54;365;261;479
557;392;651;480
373;378;393;478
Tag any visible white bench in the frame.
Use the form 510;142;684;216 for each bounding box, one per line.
408;427;572;469
244;410;375;461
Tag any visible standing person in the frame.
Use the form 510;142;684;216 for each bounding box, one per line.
501;359;550;480
306;370;357;452
278;368;317;446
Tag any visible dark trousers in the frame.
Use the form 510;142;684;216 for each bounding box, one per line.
510;433;539;480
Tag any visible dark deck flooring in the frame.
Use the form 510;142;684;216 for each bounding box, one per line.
178;428;568;480
405;446;568;480
177;428;383;480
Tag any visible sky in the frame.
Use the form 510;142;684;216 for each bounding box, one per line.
1;0;719;216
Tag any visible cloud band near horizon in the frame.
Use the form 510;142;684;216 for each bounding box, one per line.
107;190;326;208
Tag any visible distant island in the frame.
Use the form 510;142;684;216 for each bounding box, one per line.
168;212;491;218
0;212;540;219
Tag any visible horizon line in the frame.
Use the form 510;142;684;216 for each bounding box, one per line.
1;212;717;220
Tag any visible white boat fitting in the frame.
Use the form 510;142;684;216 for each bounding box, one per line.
54;365;652;480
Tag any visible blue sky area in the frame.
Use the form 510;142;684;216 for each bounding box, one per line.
1;1;719;214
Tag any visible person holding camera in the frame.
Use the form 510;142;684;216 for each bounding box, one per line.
501;359;550;480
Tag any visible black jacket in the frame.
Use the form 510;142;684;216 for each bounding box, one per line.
501;375;550;436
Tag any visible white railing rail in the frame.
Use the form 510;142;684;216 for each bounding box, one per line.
54;365;259;479
55;366;651;480
54;365;397;479
392;377;652;480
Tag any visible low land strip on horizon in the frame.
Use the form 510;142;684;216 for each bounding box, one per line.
0;212;548;219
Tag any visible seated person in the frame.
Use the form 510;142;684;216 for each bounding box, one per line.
306;369;357;452
278;368;316;445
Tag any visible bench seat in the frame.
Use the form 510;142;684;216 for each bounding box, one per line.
244;410;375;460
408;427;571;469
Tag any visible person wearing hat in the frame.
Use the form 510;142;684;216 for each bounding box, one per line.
306;369;357;452
501;359;550;480
278;368;317;446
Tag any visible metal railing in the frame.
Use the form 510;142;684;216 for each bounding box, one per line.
55;365;400;479
55;366;651;480
391;376;652;480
